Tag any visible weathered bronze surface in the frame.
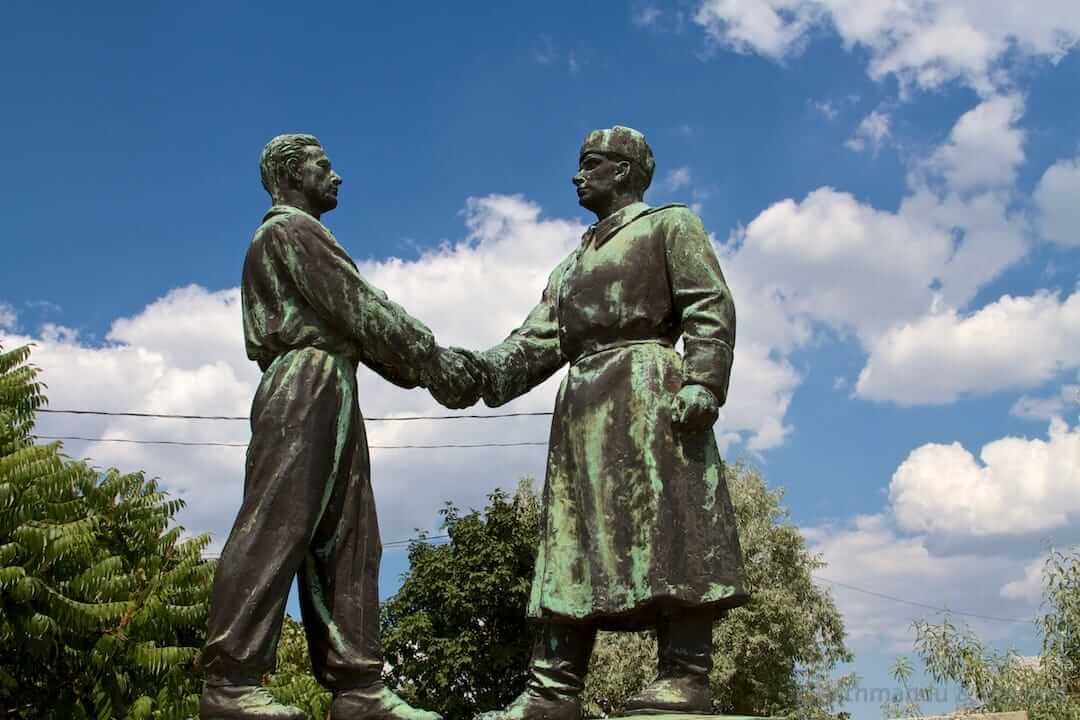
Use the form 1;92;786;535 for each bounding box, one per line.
198;134;473;720
472;127;747;719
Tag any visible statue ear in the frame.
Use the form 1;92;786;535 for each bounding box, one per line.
615;160;631;186
283;158;303;187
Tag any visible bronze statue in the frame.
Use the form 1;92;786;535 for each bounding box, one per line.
471;126;747;720
198;134;478;720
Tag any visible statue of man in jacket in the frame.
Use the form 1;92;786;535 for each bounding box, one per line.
473;126;748;720
198;133;479;720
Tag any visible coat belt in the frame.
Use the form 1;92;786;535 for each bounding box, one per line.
571;338;674;365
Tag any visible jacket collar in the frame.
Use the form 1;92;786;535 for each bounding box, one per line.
263;204;320;223
583;201;651;249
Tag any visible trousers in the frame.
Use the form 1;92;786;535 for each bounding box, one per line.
200;347;383;690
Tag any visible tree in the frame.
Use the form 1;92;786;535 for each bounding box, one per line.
0;344;214;719
380;479;541;720
265;615;334;719
382;464;855;720
893;547;1080;720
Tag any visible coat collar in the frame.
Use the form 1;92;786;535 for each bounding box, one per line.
583;201;652;249
263;204;320;224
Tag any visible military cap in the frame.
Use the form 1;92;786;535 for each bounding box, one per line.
579;125;655;190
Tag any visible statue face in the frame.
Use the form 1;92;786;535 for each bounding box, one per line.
295;146;342;215
573;152;628;214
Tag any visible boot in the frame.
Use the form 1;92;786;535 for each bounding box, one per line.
622;612;714;715
199;679;306;720
476;623;595;720
331;681;443;720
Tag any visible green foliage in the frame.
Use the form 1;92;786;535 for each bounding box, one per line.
380;464;853;720
380;478;541;720
265;616;333;719
582;463;855;719
901;546;1080;720
0;344;214;719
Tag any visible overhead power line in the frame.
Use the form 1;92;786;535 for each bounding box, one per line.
32;407;1039;626
815;576;1033;624
201;534;451;559
38;408;553;422
33;435;547;450
197;540;1035;624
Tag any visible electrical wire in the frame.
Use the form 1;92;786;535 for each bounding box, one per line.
37;408;553;422
814;576;1033;624
33;435;548;450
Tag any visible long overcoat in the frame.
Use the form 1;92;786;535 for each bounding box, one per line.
483;201;748;630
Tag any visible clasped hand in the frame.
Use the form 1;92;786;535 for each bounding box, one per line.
670;384;719;431
425;346;486;409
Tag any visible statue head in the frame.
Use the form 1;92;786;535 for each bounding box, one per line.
573;126;654;218
259;133;342;218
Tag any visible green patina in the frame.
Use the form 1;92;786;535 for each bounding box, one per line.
481;199;746;630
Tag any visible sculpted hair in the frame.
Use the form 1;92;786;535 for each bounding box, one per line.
259;134;322;198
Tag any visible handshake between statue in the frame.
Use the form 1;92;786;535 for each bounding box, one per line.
422;346;488;410
199;127;746;720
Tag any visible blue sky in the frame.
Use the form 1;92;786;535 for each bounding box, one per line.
4;3;1080;717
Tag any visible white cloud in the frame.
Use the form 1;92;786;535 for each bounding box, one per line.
725;94;1032;409
889;418;1080;536
812;99;838;119
633;6;663;27
1001;554;1047;603
805;514;1026;649
663;166;693;192
918;94;1025;192
0;303;15;332
694;0;821;59
693;0;1080;94
856;291;1080;405
1011;384;1080;422
725;187;959;344
1034;156;1080;247
3;195;798;548
845;109;891;152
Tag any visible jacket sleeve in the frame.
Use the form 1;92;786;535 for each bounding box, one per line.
272;218;437;388
663;207;736;405
479;256;571;407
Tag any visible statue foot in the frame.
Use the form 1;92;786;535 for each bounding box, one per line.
199;683;306;719
331;683;443;720
621;675;711;715
475;689;581;720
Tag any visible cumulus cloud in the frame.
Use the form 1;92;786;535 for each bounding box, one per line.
845;109;891;153
856;291;1080;405
723;93;1032;408
804;514;1027;648
0;304;15;332
1001;554;1048;603
889;418;1080;536
2;194;799;549
1011;383;1080;422
1034;156;1080;247
693;0;1080;94
917;94;1025;192
720;183;1023;347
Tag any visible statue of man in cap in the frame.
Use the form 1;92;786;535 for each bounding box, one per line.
198;133;480;720
471;126;748;720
